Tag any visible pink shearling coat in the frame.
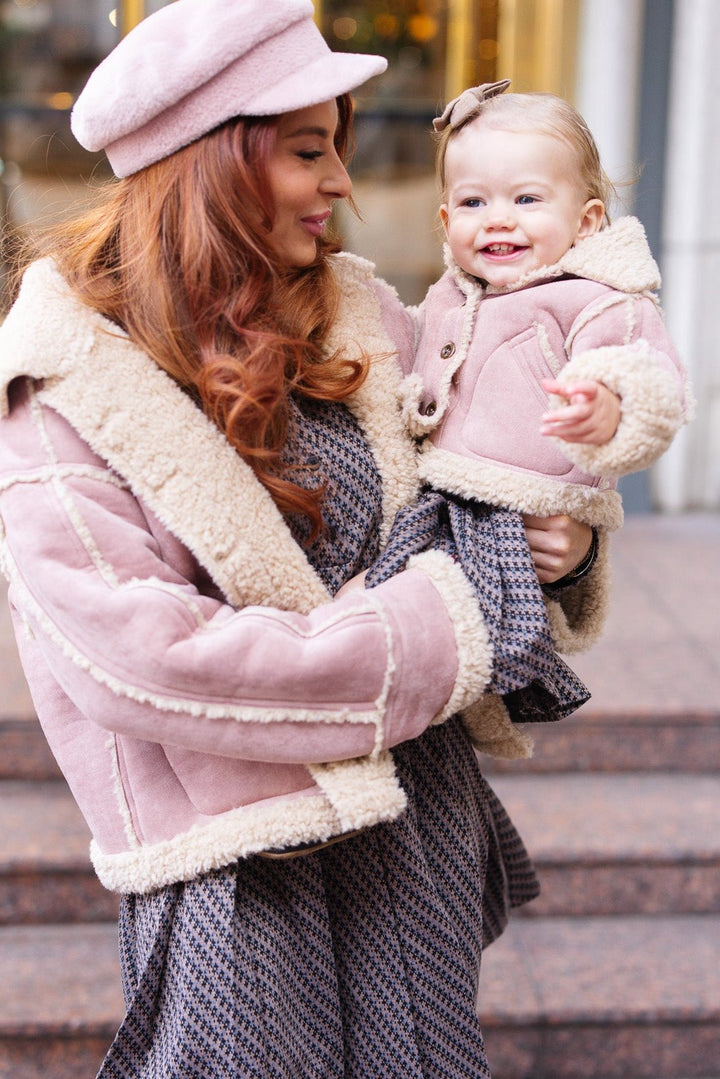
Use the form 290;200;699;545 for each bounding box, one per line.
405;217;692;534
0;254;499;893
0;253;605;893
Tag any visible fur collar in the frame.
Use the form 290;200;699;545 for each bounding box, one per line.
0;256;418;613
446;215;661;298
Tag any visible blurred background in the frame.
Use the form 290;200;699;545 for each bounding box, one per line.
0;0;717;516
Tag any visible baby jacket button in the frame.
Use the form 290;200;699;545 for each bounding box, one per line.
440;342;456;359
420;400;437;417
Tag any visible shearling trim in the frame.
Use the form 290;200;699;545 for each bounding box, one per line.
460;695;534;759
0;463;128;495
28;384;123;590
89;791;352;894
418;443;625;531
545;529;612;654
558;217;660;293
351;583;395;754
1;257;419;603
564;292;651;352
107;733;141;850
328;255;420;544
400;372;436;439
1;260;331;614
39;367;332;616
535;320;562;376
405;273;483;435
406;549;492;719
307;751;407;833
551;344;691;477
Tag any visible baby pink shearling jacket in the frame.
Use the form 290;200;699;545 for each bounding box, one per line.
405;217;692;534
0;253;606;893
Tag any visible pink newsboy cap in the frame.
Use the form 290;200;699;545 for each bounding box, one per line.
71;0;388;178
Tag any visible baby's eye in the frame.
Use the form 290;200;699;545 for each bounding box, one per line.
517;194;538;205
462;197;483;208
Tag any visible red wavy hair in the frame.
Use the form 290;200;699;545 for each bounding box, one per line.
36;94;366;538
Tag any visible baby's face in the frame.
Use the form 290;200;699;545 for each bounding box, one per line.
440;123;603;288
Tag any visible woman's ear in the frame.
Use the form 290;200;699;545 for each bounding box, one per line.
576;199;605;240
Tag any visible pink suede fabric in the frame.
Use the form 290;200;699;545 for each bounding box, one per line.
0;380;457;856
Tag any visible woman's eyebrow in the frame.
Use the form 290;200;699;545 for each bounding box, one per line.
283;125;331;139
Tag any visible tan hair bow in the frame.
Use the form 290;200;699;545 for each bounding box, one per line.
433;79;511;133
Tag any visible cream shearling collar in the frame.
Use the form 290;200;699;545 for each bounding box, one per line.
0;256;418;614
446;215;661;299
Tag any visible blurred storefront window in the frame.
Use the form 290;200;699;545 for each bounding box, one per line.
319;0;502;301
1;0;580;307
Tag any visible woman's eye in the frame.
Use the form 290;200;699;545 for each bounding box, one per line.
298;150;323;162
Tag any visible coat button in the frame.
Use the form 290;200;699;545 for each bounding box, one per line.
440;342;455;359
420;400;437;417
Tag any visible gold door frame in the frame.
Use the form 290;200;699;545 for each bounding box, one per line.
314;1;579;100
120;0;146;36
496;0;580;97
122;3;579;97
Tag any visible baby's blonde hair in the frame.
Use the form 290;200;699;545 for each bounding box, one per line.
437;91;615;222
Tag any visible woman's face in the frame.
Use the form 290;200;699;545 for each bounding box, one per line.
264;99;352;268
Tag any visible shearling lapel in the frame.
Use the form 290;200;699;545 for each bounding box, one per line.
0;259;330;613
0;256;420;613
327;255;419;546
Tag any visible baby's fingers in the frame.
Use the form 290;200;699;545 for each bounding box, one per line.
541;377;598;403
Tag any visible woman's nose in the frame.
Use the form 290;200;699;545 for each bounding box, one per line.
321;155;352;200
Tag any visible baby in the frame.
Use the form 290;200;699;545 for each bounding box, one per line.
368;81;692;756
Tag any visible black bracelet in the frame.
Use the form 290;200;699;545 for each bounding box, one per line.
543;527;599;593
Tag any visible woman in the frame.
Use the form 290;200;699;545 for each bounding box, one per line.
0;2;600;1075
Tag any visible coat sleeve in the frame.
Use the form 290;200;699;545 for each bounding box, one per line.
552;291;693;477
0;384;491;765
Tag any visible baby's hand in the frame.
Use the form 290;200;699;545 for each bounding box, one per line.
540;378;621;445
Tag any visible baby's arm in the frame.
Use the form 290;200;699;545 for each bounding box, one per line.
540;378;621;445
538;293;691;478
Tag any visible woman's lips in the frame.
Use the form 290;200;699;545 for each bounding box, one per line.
301;213;332;237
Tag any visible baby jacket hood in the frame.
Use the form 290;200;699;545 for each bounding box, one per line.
447;216;661;298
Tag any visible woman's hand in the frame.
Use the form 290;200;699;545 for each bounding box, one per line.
336;570;368;598
522;514;593;585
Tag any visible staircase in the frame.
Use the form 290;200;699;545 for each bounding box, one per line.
1;514;719;1079
478;513;720;1079
479;713;720;1079
0;586;122;1079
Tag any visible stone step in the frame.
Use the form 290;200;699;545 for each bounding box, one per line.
0;923;123;1079
489;772;720;917
0;718;60;781
479;913;720;1079
5;707;720;786
1;917;717;1079
4;770;719;924
483;708;720;776
0;781;118;924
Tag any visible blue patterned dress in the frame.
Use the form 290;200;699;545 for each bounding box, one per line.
97;398;539;1079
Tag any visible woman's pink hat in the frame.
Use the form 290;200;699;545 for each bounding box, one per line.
71;0;387;178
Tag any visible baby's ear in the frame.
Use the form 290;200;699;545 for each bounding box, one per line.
577;199;605;239
439;204;450;236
